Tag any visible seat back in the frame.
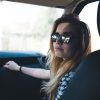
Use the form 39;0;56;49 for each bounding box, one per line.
61;50;100;100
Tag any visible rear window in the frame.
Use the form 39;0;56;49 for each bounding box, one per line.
79;1;100;52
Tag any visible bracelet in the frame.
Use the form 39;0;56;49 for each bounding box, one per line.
19;66;22;72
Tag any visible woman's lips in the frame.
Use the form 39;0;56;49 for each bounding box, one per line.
54;47;63;51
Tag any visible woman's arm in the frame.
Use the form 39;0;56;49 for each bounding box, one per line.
3;61;50;79
21;67;50;79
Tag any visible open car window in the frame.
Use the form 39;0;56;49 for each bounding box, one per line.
0;1;64;55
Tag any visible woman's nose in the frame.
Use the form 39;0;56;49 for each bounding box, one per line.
56;37;62;44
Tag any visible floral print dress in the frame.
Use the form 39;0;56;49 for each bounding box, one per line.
55;68;76;100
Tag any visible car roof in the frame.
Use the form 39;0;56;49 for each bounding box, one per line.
6;0;99;12
6;0;100;35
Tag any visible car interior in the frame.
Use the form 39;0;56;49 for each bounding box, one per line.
0;0;100;100
0;51;45;100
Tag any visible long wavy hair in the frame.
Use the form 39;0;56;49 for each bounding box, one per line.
44;14;91;100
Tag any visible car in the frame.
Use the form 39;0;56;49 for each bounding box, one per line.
0;0;100;100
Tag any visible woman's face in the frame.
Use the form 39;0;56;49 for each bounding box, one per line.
53;22;78;59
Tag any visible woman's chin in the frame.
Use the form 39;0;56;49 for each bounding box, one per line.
55;52;63;58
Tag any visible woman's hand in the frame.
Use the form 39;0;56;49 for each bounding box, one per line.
3;61;20;71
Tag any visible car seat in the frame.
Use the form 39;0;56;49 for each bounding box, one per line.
61;49;100;100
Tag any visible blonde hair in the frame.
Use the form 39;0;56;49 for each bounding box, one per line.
44;14;91;100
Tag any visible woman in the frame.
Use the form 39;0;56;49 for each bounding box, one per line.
4;14;91;100
44;14;91;100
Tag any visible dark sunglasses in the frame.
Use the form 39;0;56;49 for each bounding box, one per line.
51;32;72;44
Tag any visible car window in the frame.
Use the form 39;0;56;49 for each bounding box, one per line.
79;1;100;52
0;1;64;55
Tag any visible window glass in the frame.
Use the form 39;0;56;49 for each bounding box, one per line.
79;1;100;52
0;1;64;55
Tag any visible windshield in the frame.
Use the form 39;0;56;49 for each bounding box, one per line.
0;1;99;55
0;1;64;55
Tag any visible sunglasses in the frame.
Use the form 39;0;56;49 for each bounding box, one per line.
51;32;72;44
